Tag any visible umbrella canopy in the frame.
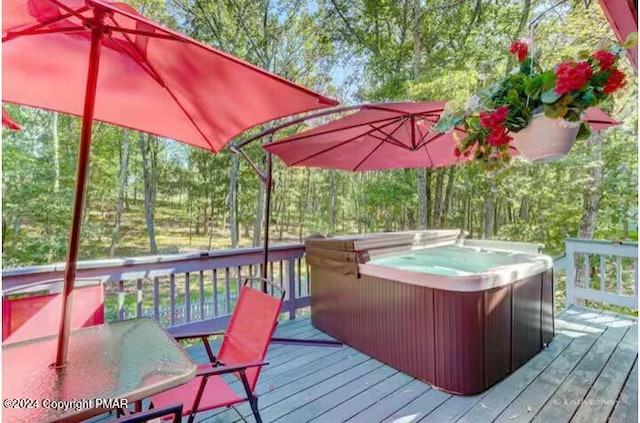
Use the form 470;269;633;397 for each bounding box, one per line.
263;103;620;171
2;107;21;130
3;0;337;151
3;0;337;366
263;101;470;171
584;106;621;131
598;0;638;72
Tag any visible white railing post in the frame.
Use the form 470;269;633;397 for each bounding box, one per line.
565;240;575;307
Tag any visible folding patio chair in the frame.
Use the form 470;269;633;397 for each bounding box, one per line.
110;403;183;422
150;277;285;423
2;282;105;344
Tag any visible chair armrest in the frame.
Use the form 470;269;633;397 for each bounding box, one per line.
197;361;268;377
109;403;183;422
169;330;225;341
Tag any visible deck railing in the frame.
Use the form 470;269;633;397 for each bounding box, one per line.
4;237;637;331
2;244;310;334
554;238;638;310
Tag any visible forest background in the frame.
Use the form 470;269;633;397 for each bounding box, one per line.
2;0;637;271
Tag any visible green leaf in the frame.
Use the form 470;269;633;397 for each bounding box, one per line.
524;76;543;98
577;50;591;60
541;89;561;104
544;103;568;119
540;71;557;90
623;32;638;48
576;122;591;140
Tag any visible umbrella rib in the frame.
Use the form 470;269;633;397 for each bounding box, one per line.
4;26;84;40
289;119;405;166
415;131;448;150
370;117;409;146
2;6;89;41
104;15;217;151
104;26;181;40
367;118;413;149
352;139;386;171
272;115;399;145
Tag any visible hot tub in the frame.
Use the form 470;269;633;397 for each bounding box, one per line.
306;230;554;395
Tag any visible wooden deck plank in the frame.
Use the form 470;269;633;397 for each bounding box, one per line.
380;387;451;422
306;372;415;422
608;359;639;423
225;347;372;420
345;379;432;423
256;360;385;422
274;365;399;422
454;308;602;423
570;337;637;422
529;319;632;423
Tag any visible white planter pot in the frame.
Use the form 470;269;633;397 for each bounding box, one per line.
511;114;579;163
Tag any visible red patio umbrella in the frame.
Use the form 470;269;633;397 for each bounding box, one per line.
3;0;337;366
2;107;21;130
263;101;472;170
263;103;620;170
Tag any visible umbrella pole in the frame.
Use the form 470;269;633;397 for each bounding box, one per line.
54;16;104;368
261;151;273;292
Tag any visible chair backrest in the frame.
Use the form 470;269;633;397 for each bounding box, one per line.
217;283;284;390
2;284;105;344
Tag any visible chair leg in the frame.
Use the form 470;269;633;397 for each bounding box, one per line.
248;395;262;423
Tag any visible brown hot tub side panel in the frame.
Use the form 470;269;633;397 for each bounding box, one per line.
309;262;554;395
311;268;436;382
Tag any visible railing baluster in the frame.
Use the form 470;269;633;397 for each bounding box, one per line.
616;256;622;295
118;280;125;320
153;277;160;321
288;259;296;320
297;258;302;297
225;267;231;314
136;279;143;318
213;269;218;317
600;255;606;292
634;259;638;303
199;271;205;320
279;260;284;289
270;261;274;295
237;266;242;294
565;241;575;306
584;254;591;289
185;272;191;323
170;274;176;326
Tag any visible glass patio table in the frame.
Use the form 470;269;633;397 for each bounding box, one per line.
2;318;196;423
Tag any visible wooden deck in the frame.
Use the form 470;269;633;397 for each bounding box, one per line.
176;306;635;423
88;306;636;422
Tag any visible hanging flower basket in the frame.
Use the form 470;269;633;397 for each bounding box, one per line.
511;114;580;163
433;33;637;167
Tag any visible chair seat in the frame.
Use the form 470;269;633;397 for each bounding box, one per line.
151;364;244;416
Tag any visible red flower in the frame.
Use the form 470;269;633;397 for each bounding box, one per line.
479;106;509;129
555;61;593;94
603;69;626;94
487;127;512;146
454;146;462;158
509;41;529;62
592;50;616;71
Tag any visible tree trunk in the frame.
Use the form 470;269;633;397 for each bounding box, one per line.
442;167;456;226
433;169;445;227
253;174;265;247
329;171;336;232
109;130;130;257
578;133;605;238
229;152;239;248
139;133;158;254
52;112;60;193
483;182;494;239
